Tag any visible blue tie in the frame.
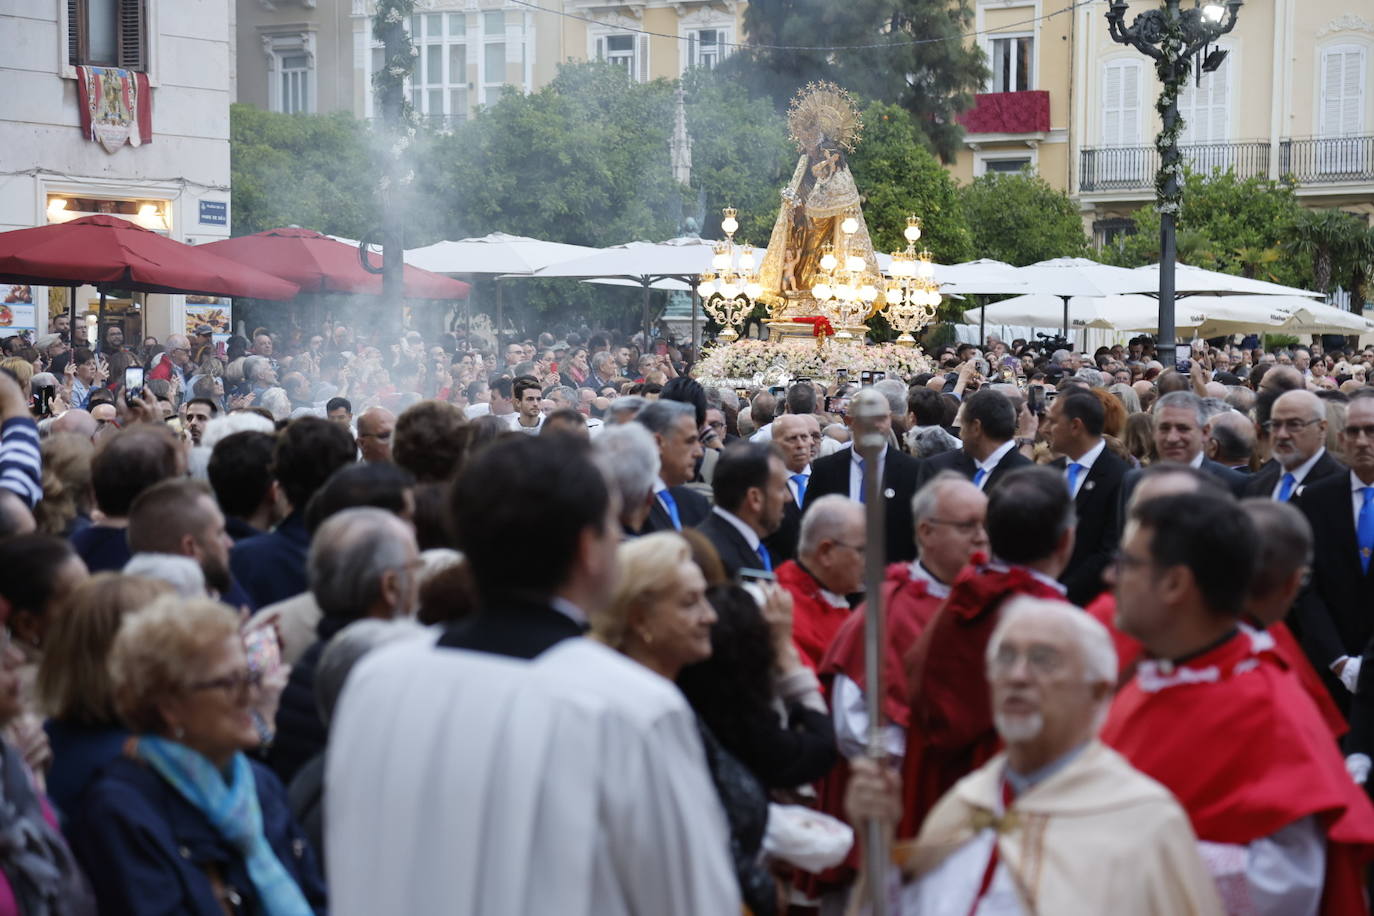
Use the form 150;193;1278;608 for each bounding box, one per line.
790;473;808;507
1277;473;1297;502
972;467;989;489
756;542;773;572
658;489;682;531
1359;487;1374;574
855;457;866;504
1066;462;1085;497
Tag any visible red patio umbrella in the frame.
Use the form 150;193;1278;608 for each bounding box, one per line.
0;215;301;300
201;227;470;299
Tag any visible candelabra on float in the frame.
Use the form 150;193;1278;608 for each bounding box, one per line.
881;217;942;347
810;215;878;340
699;208;762;343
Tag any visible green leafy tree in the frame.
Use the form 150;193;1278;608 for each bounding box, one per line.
958;171;1087;266
1102;171;1305;286
230;105;381;238
848;102;972;263
725;0;988;161
1286;207;1366;294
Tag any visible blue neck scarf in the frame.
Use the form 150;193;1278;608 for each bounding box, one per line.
133;737;314;916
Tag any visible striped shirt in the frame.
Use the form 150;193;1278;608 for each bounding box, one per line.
0;417;42;507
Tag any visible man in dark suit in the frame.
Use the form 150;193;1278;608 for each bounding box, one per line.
1120;392;1248;516
803;408;923;565
1045;390;1128;605
1296;390;1374;716
439;435;617;658
634;400;710;534
762;413;818;563
915;388;1031;493
696;442;789;577
1244;389;1345;500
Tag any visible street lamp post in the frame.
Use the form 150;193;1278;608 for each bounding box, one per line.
1106;0;1241;368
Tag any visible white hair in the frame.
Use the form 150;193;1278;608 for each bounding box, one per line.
986;596;1117;686
123;553;207;598
201;410;275;452
592;422;660;511
798;494;861;557
260;387;291;422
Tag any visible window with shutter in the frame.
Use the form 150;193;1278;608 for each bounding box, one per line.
1318;45;1366;173
637;34;649;83
1178;47;1230;171
1101;59;1143;183
116;0;145;71
67;0;145;71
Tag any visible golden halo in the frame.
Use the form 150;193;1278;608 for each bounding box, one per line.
787;81;864;155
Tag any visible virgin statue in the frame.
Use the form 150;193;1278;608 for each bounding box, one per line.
757;83;885;332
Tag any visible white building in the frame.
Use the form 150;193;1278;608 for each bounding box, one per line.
0;0;236;341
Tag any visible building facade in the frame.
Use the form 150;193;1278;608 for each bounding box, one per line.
1;0;236;340
235;0;744;126
946;0;1374;244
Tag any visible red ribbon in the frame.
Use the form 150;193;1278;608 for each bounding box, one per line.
791;316;835;338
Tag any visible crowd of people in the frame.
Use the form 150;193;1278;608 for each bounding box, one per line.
0;314;1372;915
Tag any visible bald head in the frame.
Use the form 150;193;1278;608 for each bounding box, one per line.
798;494;863;558
52;408;97;441
797;494;866;595
1260;365;1303;393
772;414;812;472
1206;410;1255;467
1270;389;1327;470
356;407;396;464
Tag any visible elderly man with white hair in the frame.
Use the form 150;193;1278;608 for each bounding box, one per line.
591;422;660;537
847;597;1222;915
1243;388;1345;501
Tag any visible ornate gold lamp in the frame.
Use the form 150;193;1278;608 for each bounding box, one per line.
882;216;942;347
810;215;879;340
699;208;762;342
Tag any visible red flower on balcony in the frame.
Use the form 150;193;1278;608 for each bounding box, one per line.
792;316;836;338
958;91;1051;135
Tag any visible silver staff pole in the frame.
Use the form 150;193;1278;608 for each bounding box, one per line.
849;387;891;916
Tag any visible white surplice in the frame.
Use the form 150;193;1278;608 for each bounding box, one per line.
325;637;740;915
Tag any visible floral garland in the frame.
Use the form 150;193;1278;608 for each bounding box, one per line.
372;0;420;189
692;339;933;387
1152;15;1190;216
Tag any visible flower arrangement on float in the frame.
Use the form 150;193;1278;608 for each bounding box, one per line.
692;338;934;389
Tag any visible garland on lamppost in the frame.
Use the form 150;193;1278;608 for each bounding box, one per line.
371;0;420;190
1152;18;1189;215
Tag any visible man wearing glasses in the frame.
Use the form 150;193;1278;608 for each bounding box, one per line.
1246;389;1345;501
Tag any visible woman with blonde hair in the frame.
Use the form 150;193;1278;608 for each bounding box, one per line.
70;596;325;915
35;433;93;537
39;573;171;819
590;532;776;914
1124;411;1157;466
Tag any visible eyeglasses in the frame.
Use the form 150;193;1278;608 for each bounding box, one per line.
188;668;262;699
1263;418;1323;434
927;518;984;535
1345;425;1374;440
989;644;1066;678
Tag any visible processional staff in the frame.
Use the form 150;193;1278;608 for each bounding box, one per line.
849;387;891;916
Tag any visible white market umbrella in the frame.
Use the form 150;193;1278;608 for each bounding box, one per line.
1133;263;1324;299
404;232;599;337
961;294;1137;330
1008;258;1158;336
931;258;1031;296
527;237;725;343
1283;300;1374;335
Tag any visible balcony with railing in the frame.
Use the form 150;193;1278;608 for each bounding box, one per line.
1279;136;1374;184
1078;141;1271;192
1079;136;1374;194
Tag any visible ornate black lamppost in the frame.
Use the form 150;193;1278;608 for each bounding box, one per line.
1106;0;1242;367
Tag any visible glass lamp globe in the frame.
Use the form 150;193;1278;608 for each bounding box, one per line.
860;284;878;302
820;253;838;272
918;260;935;280
699;280;716;298
904;221;922;243
745;281;763;299
720;282;739;300
721;215;739;235
712;253;729;271
813;282;832;300
739;248;756;270
846;255;866;274
840;217;859;235
886;285;901;301
1202;2;1224;21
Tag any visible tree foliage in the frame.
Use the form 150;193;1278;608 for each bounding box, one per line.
1102;171;1305;285
725;0;987;161
849;102;972;263
230;105;380;238
957;170;1087;266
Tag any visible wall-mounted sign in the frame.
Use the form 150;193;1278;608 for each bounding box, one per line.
199;200;228;226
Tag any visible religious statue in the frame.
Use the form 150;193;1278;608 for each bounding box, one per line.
756;82;885;338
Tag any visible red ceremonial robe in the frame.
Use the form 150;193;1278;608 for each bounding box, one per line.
1258;621;1348;741
1083;592;1145;682
899;564;1067;839
798;563;951;896
1102;630;1374;916
777;560;851;671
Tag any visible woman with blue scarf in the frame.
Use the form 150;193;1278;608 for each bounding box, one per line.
69;597;325;915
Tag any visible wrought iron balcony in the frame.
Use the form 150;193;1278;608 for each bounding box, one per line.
1279;136;1374;184
1078;141;1271;192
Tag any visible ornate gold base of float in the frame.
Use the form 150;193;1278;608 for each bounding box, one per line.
763;291;872;343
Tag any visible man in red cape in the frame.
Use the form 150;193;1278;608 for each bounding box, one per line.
774;495;866;672
1102;490;1374;915
801;474;989;901
902;466;1077;838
